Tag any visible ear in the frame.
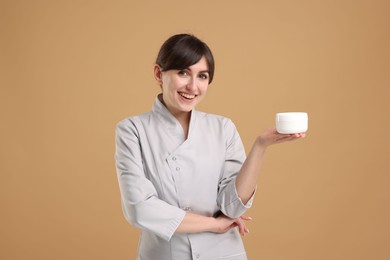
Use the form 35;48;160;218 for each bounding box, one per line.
153;64;163;85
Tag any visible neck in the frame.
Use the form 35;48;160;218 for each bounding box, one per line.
171;110;191;139
159;95;191;139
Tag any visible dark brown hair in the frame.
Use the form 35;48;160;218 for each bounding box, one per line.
155;34;215;84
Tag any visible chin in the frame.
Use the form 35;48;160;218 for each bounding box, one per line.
180;107;194;112
176;103;194;112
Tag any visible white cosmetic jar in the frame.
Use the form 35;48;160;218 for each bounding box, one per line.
276;112;308;134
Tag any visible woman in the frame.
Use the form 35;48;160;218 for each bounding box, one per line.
115;34;305;260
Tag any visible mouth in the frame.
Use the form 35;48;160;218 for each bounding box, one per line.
178;92;196;100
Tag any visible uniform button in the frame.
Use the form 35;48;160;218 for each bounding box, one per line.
176;167;180;171
195;253;200;258
172;156;176;161
184;207;191;211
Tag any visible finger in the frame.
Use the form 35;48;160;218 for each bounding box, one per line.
274;135;295;142
235;218;246;236
240;215;253;221
236;218;250;236
223;223;236;234
275;134;304;142
239;216;251;234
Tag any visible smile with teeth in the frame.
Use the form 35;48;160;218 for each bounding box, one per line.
179;92;196;100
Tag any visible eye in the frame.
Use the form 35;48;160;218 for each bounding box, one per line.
199;73;209;80
178;70;189;76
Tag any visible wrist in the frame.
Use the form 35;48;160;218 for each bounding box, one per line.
208;216;220;233
255;136;268;152
177;213;220;234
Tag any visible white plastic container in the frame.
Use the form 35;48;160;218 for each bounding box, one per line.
276;112;308;134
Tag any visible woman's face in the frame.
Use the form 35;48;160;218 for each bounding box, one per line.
156;56;210;117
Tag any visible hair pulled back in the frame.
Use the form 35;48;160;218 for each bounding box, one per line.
156;34;215;84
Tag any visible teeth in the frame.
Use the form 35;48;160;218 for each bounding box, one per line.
179;92;195;99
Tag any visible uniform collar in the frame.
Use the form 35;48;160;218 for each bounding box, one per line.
152;94;196;141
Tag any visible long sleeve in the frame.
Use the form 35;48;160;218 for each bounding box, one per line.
115;119;185;241
217;119;255;219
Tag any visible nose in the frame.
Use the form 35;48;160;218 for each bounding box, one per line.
186;76;197;91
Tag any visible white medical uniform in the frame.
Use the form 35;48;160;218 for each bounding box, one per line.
115;95;255;259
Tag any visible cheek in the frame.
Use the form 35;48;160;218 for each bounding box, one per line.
166;77;185;91
199;83;209;94
161;79;175;93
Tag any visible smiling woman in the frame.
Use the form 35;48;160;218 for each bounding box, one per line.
153;34;214;137
114;33;305;260
154;56;210;136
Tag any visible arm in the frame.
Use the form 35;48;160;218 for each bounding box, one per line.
115;120;185;241
235;128;306;204
176;212;251;236
216;119;253;219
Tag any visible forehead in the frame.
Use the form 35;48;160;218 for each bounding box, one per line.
188;56;209;72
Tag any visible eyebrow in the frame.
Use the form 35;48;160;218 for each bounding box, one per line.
183;68;209;74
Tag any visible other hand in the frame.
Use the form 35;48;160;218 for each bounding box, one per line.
258;127;306;148
213;214;252;236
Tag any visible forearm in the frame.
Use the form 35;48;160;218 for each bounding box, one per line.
235;128;305;204
176;211;250;237
235;137;266;204
175;212;217;234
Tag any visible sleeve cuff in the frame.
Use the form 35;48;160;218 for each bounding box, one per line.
165;209;186;241
219;181;256;219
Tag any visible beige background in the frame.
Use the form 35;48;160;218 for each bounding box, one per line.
1;0;389;259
